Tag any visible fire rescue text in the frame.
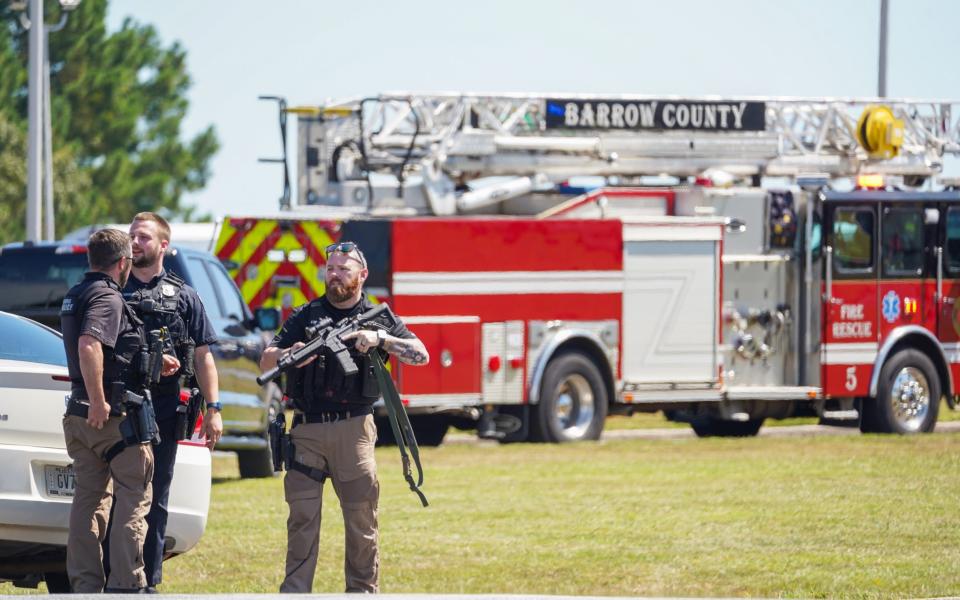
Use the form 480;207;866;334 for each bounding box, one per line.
832;304;872;339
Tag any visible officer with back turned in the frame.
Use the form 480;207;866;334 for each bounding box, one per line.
112;211;222;593
61;229;179;593
260;241;430;593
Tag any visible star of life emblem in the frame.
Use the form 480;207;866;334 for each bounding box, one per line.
882;290;901;323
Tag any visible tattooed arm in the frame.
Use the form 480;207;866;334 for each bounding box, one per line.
383;334;430;366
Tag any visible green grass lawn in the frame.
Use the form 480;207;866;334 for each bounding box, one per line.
7;413;960;597
606;399;960;431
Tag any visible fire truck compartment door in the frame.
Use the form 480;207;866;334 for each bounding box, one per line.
395;316;482;398
621;225;720;384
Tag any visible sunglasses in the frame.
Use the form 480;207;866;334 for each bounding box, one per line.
325;242;367;268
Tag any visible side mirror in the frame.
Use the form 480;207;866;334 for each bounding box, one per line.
254;307;281;331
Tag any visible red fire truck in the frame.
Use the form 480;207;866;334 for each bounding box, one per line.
217;93;960;444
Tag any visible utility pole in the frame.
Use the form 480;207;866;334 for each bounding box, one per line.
878;0;889;98
26;0;44;242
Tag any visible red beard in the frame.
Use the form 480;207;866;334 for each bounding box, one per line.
326;275;361;303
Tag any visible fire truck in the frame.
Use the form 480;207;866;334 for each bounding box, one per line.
216;93;960;444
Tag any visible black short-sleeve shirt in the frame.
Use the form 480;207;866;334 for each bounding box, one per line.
271;296;414;349
61;272;126;396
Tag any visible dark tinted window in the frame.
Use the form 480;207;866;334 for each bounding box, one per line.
0;250;88;310
882;207;924;277
207;261;246;320
833;208;874;272
186;257;223;319
946;208;960;273
0;312;67;366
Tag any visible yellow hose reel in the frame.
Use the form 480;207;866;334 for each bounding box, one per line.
856;105;904;159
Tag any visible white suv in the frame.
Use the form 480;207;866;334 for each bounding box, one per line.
0;311;211;593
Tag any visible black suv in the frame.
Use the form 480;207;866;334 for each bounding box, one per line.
0;241;282;478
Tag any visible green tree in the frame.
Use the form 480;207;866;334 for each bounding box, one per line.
0;0;218;243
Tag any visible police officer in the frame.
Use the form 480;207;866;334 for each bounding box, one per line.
61;229;179;593
260;241;429;593
120;212;221;592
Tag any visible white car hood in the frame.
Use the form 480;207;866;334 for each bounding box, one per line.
0;359;70;449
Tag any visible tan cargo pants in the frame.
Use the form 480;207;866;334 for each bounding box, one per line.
280;414;380;593
62;414;153;593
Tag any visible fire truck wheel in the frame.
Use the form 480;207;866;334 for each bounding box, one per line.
408;415;450;446
870;349;940;434
689;417;764;438
534;353;608;443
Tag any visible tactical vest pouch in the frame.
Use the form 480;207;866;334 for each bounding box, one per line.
360;356;380;399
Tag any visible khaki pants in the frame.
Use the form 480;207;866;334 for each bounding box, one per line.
281;414;379;593
62;415;153;593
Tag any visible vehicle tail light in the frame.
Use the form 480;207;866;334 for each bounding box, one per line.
55;245;87;254
51;375;70;382
487;356;501;372
508;357;523;369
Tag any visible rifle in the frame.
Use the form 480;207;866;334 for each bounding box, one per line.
257;303;398;386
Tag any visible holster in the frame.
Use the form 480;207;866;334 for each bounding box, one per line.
269;412;292;472
174;388;203;441
113;382;160;446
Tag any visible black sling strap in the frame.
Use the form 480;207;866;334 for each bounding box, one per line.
290;459;328;484
370;352;428;507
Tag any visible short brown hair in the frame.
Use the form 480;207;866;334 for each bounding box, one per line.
88;228;132;271
132;212;172;243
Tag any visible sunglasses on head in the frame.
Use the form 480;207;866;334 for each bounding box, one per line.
325;242;366;268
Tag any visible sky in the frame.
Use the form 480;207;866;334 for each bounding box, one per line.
105;0;960;220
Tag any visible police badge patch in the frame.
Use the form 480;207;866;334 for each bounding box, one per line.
161;284;177;297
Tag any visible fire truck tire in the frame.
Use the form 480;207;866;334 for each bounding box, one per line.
43;571;70;593
690;417;764;438
409;415;450;447
533;353;608;443
237;446;274;479
868;349;940;434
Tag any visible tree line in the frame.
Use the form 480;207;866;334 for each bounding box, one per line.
0;0;218;244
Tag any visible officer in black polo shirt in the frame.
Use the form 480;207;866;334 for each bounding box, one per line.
119;212;221;593
61;229;179;593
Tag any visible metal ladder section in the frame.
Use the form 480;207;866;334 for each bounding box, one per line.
303;93;960;214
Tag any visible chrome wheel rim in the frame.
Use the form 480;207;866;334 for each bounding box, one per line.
553;373;595;439
888;366;930;432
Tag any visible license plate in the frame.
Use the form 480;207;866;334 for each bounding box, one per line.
44;464;76;498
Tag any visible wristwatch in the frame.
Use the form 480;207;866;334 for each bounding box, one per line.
206;402;223;412
376;329;387;348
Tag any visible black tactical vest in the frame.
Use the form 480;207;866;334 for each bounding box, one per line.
285;300;381;413
61;274;145;400
123;271;189;386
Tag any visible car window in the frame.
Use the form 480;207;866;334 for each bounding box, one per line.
206;260;247;320
0;250;88;310
0;312;67;366
186;257;223;319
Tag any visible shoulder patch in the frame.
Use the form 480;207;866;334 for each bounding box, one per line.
60;297;75;314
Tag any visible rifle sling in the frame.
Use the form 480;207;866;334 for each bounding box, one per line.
370;352;428;507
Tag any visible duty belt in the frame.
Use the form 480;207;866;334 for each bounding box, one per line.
295;406;373;425
64;400;122;419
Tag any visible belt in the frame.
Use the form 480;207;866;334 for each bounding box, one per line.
296;406;373;425
65;400;122;419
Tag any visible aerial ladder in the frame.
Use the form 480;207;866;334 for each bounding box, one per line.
260;93;960;215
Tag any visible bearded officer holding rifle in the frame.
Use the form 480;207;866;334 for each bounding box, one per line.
260;241;429;593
